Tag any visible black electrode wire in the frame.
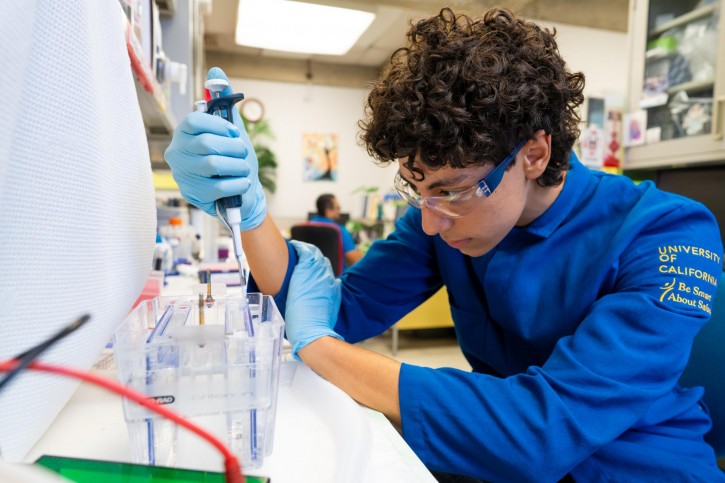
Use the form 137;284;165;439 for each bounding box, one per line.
0;314;90;393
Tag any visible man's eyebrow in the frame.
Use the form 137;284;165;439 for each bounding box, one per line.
399;172;472;191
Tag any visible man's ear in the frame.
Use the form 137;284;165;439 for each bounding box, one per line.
523;130;551;180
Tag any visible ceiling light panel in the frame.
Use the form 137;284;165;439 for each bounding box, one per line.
236;0;376;56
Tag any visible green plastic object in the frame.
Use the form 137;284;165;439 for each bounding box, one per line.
35;455;270;483
646;35;677;53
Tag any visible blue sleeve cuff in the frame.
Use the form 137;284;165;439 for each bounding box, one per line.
248;239;298;318
399;363;431;466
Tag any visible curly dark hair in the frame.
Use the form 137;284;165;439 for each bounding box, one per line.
358;7;585;186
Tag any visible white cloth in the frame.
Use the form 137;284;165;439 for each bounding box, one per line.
0;0;155;461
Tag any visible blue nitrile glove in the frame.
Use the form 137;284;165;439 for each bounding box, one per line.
285;240;344;360
164;67;266;230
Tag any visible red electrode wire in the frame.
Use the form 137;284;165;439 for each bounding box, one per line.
0;359;244;483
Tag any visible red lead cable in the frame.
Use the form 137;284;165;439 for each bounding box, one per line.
0;359;244;483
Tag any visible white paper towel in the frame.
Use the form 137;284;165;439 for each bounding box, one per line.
0;0;156;461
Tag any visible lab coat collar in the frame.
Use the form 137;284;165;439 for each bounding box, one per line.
513;151;590;239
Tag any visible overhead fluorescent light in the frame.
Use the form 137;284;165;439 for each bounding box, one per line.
236;0;375;55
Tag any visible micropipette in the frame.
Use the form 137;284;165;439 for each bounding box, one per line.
201;81;259;462
199;79;249;300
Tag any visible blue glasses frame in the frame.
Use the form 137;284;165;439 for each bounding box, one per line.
394;138;528;218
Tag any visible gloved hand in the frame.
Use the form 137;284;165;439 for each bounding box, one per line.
164;67;266;230
285;240;344;360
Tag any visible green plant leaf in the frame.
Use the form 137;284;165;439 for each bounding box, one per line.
352;186;379;194
242;117;278;194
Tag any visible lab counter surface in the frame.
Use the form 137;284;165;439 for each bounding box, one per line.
23;275;436;483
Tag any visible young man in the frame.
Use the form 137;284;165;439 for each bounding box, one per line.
165;8;724;481
309;193;363;268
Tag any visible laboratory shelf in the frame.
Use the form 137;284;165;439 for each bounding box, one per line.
648;4;718;38
122;6;177;139
666;78;715;96
626;0;725;169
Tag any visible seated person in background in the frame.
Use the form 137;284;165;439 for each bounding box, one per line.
310;193;363;268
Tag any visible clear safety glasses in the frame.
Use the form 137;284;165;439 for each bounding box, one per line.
394;138;527;218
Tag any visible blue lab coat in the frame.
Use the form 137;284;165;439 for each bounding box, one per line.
269;154;725;481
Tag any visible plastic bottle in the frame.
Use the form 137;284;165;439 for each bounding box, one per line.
153;234;174;275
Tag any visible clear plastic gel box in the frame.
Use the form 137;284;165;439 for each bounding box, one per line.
113;293;285;470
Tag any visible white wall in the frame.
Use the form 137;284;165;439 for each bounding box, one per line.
542;22;630;98
228;23;629;224
228;77;392;224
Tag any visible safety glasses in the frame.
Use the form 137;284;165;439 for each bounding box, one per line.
394;138;527;218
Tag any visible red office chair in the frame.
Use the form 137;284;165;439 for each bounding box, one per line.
290;222;344;276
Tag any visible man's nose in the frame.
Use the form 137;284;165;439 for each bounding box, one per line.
421;204;452;236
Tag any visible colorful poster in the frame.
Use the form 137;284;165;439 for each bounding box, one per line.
580;126;605;168
623;110;647;147
302;132;338;181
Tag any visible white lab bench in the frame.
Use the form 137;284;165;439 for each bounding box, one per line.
23;274;436;483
